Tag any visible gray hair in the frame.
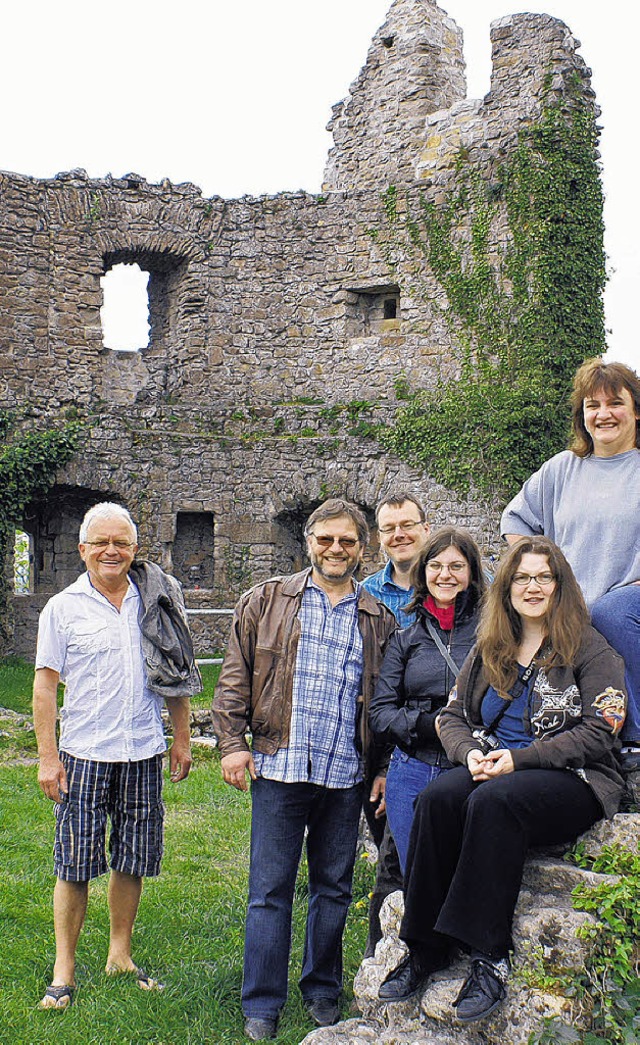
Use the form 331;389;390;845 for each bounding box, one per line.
79;502;138;543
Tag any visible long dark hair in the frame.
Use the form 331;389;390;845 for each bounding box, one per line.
477;536;589;694
406;526;486;615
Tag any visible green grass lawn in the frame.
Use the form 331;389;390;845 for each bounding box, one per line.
0;659;375;1045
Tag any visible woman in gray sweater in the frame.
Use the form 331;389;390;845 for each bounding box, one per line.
378;537;626;1023
501;358;640;768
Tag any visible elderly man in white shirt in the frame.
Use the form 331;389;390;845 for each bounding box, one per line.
33;502;199;1010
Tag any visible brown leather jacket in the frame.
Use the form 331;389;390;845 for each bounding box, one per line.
212;568;397;777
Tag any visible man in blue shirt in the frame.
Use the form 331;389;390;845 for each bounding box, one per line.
213;499;396;1041
362;491;431;626
361;490;430;953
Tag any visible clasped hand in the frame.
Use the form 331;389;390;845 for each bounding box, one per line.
467;747;514;781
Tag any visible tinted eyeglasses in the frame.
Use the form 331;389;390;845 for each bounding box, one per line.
310;534;360;550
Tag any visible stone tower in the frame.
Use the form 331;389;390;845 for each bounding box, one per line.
324;0;466;192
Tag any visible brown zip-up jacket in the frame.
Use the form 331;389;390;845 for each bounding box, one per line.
212;568;397;778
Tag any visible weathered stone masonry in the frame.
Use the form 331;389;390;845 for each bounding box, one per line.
0;0;598;656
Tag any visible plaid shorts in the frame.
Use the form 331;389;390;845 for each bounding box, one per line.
54;753;164;882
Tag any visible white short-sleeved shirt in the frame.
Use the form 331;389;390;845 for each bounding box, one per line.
35;572;166;762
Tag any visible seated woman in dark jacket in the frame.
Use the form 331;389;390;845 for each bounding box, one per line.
378;536;626;1023
369;526;486;870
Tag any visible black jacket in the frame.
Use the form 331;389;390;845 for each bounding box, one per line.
369;591;480;765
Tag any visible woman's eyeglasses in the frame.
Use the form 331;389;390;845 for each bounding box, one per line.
426;560;467;574
511;572;555;587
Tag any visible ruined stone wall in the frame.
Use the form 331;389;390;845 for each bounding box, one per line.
0;0;598;658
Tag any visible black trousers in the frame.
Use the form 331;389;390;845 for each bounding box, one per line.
401;765;601;959
362;799;403;954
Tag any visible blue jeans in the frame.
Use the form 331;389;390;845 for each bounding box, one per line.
385;747;447;873
591;585;640;743
242;777;363;1020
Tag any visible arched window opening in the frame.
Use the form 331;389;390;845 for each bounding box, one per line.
100;262;150;351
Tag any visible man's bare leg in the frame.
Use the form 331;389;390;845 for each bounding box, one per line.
105;869;143;971
39;878;88;1008
105;870;163;989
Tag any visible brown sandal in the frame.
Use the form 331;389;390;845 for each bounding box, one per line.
38;984;75;1010
106;964;165;991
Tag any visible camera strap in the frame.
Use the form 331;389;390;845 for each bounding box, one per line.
484;654;539;736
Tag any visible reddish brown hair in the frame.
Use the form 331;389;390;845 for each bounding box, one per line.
570;358;640;457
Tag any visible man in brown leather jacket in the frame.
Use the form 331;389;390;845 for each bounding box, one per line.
212;498;396;1041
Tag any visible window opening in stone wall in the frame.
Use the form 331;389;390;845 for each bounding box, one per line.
22;485;115;594
13;529;33;593
173;512;215;590
100;262;150;351
344;285;400;337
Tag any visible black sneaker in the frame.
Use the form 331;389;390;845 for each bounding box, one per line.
454;957;507;1022
620;746;640;773
378;949;448;1002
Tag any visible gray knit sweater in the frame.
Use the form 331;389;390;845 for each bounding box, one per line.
500;449;640;608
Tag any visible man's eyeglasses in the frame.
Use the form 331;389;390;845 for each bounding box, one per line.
310;535;359;550
512;572;555;587
378;521;423;536
84;540;136;549
426;560;468;574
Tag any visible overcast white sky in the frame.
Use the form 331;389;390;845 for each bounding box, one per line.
3;0;638;369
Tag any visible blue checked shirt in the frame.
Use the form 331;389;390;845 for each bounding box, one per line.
253;579;364;788
362;561;416;627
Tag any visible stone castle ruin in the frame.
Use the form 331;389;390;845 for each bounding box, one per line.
0;0;598;656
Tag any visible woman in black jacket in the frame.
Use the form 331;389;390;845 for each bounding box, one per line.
378;537;626;1024
369;526;486;870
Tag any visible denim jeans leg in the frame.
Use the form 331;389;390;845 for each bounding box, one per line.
591;585;640;743
242;778;310;1020
385;748;446;873
299;783;363;1003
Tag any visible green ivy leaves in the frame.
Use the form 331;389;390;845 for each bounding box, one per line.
380;79;605;501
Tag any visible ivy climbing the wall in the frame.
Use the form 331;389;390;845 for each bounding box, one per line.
0;411;81;639
380;75;606;502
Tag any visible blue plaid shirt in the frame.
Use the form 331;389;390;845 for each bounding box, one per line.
362;561;416;627
254;579;363;788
